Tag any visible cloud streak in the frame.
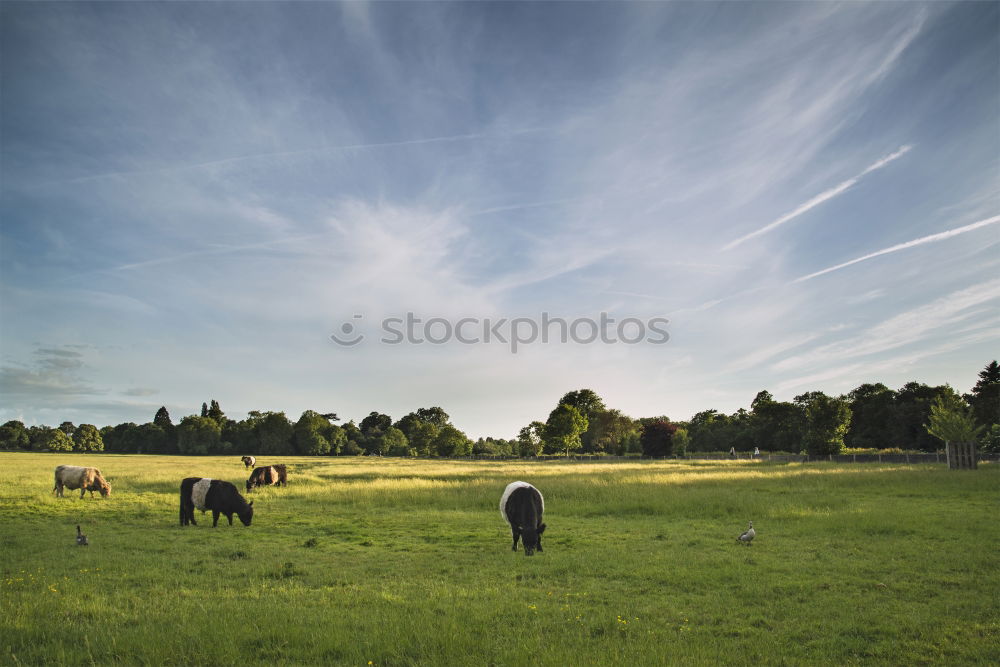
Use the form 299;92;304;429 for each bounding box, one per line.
793;215;1000;283
722;145;913;251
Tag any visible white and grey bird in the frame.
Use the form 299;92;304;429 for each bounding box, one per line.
76;525;88;546
737;521;755;545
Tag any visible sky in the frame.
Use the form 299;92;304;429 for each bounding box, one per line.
1;2;998;439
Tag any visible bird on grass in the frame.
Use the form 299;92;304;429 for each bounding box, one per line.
737;521;755;546
76;525;88;546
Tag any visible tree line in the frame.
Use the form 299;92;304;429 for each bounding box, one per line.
1;361;997;457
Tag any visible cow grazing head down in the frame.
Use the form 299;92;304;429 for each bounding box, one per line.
500;481;546;556
180;477;254;528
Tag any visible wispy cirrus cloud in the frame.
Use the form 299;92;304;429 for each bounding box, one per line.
722;145;913;251
793;215;1000;283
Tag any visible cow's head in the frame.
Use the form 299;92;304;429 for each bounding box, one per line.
521;522;546;556
238;501;254;526
97;480;111;498
246;479;253;493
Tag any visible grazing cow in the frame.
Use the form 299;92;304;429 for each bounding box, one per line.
241;455;256;469
179;477;253;527
246;464;287;492
53;465;111;499
500;481;546;556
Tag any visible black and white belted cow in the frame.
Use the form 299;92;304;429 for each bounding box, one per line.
241;456;256;469
179;477;253;527
500;481;546;556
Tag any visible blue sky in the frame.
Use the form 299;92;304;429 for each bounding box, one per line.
1;2;997;438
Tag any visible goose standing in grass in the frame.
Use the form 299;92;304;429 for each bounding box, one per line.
738;521;755;545
76;525;88;546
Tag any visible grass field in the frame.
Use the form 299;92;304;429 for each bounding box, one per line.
1;453;998;666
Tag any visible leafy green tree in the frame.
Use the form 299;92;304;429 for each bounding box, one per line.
201;402;209;418
341;421;364;455
559;389;607;452
750;395;805;452
0;420;30;450
543;404;588;456
980;424;1000;453
798;392;851;456
893;382;960;451
207;400;225;426
964;361;1000;428
293;410;334;455
925;394;984;445
688;410;732;452
432;424;472;457
516;421;546;457
72;424;104;452
326;424;347;455
253;411;294;455
223;418;257;454
845;383;896;449
640;419;677;457
102;422;139;453
31;427;73;452
177;416;222;455
587;409;639;455
415;407;450;427
360;412;393;434
58;421;76;437
381;427;411;456
138;422;172;454
672;427;690;457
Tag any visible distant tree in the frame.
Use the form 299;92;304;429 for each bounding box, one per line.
293;410;333;456
206;400;225;426
640;419;677;457
381;427;411;456
558;389;606;420
893;382;959;451
925;394;984;446
798;392;851;456
543;404;588;456
201;402;209;418
326;424;347;455
516;421;546;457
845;383;896;449
0;420;30;450
58;421;76;437
688;410;732;452
672;427;690;457
980;424;1000;453
750;396;805;452
177;416;222;455
154;406;173;429
72;424;104;452
588;409;639;456
253;411;294;455
102;422;138;453
432;424;472;457
341;421;364;455
223;418;257;455
360;412;393;435
964;361;1000;428
415;407;450;427
137;422;171;454
31;427;73;452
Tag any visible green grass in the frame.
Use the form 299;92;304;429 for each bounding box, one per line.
1;453;998;665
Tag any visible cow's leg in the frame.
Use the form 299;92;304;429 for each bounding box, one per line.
212;510;221;527
80;488;86;499
511;528;520;551
537;535;543;552
190;509;197;526
226;512;233;526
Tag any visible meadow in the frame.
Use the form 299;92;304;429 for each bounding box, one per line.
1;453;998;666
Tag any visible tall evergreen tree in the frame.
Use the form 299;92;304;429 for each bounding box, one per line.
964;361;1000;428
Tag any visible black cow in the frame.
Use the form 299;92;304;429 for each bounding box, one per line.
179;477;254;527
246;464;287;492
500;481;546;556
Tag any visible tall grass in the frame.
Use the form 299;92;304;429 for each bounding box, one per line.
1;452;997;665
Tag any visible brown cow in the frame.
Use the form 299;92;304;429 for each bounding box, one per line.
246;464;287;492
53;465;111;498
